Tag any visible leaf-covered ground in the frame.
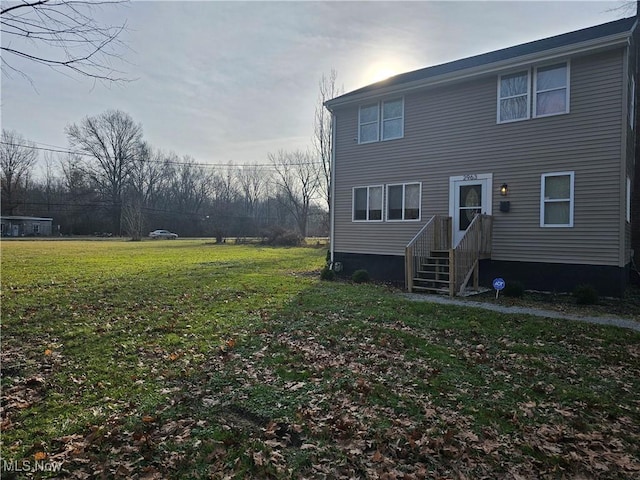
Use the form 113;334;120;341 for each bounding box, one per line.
1;240;639;479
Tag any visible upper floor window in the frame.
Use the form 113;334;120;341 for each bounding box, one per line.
382;99;404;140
498;62;569;123
359;104;379;143
353;185;383;221
534;63;569;117
387;182;420;221
358;98;404;143
540;172;574;227
498;71;529;122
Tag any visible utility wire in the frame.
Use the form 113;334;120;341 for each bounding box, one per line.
0;141;323;170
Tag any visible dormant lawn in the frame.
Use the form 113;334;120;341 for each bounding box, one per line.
1;240;639;479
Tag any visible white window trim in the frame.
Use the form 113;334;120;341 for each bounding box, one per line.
386;182;421;222
358;98;404;144
381;98;404;141
358;104;379;144
540;171;574;228
533;61;570;118
497;70;530;124
352;185;384;222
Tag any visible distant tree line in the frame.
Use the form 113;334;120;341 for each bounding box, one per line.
1;110;328;240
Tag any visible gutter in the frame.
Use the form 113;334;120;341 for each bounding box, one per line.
326;32;632;109
329;111;336;265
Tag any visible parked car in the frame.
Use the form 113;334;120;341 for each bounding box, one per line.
149;229;178;239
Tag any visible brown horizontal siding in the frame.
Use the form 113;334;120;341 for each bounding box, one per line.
333;49;625;266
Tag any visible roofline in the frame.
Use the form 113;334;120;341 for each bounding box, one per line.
325;27;633;110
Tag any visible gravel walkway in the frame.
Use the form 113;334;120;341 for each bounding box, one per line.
401;293;640;332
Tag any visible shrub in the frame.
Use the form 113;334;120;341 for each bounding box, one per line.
261;227;303;247
325;250;331;264
320;266;335;281
351;269;370;284
573;284;599;305
503;281;525;298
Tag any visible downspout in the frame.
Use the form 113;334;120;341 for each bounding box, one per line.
329;110;337;265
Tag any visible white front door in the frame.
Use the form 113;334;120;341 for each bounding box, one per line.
449;174;492;247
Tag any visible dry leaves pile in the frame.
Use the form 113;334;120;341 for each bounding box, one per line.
2;311;639;479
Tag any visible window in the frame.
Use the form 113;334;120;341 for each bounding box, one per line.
33;224;40;234
541;172;574;227
498;71;529;122
353;185;383;221
498;62;569;123
358;98;404;143
534;63;569;117
387;183;420;221
359;104;379;143
382;99;404;140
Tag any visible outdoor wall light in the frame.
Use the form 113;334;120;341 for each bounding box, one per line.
500;184;508;196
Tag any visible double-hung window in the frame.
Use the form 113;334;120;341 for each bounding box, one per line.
382;99;403;140
353;185;383;221
358;98;404;143
359;104;379;143
498;71;530;122
387;183;420;221
534;63;569;117
498;62;569;123
540;172;574;227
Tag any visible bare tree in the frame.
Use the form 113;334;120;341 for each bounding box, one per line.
237;164;268;218
66;109;143;234
269;149;321;237
0;129;37;215
1;0;129;83
313;69;342;213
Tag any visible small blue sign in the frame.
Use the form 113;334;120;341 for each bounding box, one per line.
493;278;505;291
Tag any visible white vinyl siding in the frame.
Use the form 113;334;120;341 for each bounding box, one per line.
353;185;383;221
541;172;574;227
498;71;530;123
534;63;569;117
387;182;421;221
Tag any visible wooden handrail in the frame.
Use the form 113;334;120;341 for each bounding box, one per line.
452;214;493;295
405;215;451;292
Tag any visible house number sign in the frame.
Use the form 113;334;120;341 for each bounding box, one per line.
463;174;478;181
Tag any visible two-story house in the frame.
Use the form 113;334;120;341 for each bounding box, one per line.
325;16;637;297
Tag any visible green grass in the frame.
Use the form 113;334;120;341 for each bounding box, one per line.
1;239;639;478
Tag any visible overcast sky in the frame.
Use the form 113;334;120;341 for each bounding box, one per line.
1;1;634;171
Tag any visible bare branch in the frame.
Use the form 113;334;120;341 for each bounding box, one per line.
1;0;131;83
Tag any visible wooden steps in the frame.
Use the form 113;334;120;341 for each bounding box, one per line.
412;250;451;295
